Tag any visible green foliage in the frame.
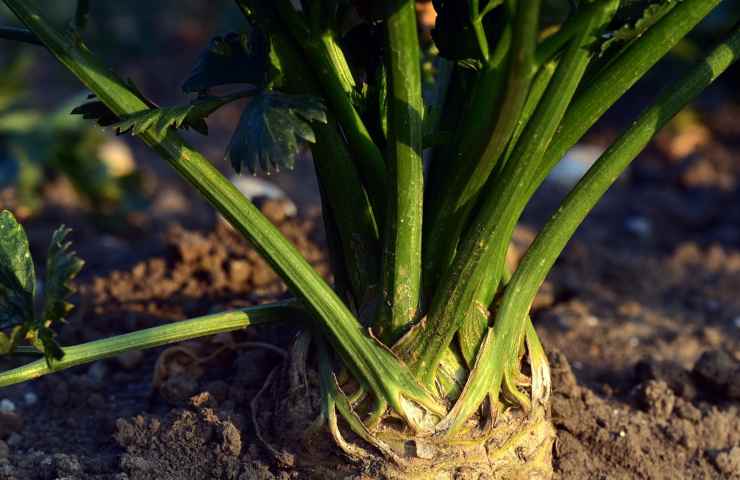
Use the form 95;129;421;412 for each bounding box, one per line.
601;0;678;53
0;210;35;331
111;92;254;137
182;31;273;93
0;210;83;364
70;80;158;128
432;0;504;63
226;91;327;174
42;226;84;335
113;103;208;136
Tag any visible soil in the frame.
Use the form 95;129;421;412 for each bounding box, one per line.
1;102;740;479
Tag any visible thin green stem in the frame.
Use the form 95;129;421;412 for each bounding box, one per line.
422;23;513;299
471;1;491;62
461;0;539;208
403;0;617;388
377;0;425;342
457;59;558;365
270;0;387;225
530;0;723;198
307;33;388;226
4;0;443;424
534;1;606;66
312;117;381;306
255;11;381;307
0;302;302;388
441;22;740;436
421;0;539;298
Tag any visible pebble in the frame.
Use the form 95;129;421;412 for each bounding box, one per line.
0;412;23;438
714;446;740;478
6;433;22;447
23;392;38;406
0;400;15;414
625;216;653;239
88;362;108;384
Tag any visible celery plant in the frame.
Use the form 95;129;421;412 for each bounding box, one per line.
1;0;739;477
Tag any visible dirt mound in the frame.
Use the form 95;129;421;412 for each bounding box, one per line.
551;351;740;479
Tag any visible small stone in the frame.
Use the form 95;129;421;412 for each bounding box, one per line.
88;362;108;384
6;433;22;447
625;216;653;239
0;400;15;413
0;412;23;439
220;422;242;456
116;350;144;370
23;392;38;406
228;260;251;285
412;440;435;460
693;350;737;392
713;446;740;478
641;381;675;420
53;453;82;474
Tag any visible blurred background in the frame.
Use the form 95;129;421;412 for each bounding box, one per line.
0;1;739;270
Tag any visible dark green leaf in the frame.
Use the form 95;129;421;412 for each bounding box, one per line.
0;210;35;332
71;80;158;127
600;0;678;54
432;0;504;62
70;94;120;127
114;104;206;136
42;225;84;328
182;31;271;93
112;93;251;137
226;91;327;175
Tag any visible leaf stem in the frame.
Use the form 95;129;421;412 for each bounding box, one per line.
377;0;425;342
0;302;302;388
530;0;723;198
3;0;443;424
444;21;740;436
406;0;617;388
